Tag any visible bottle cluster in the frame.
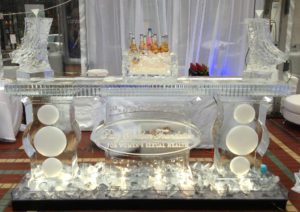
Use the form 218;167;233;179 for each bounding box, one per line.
129;28;169;54
189;63;209;76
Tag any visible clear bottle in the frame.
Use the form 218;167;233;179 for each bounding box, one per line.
129;36;138;53
146;28;153;50
160;34;169;53
139;34;146;53
151;34;159;54
128;32;133;47
143;35;147;51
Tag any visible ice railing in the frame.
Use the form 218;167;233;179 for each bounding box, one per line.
4;77;293;97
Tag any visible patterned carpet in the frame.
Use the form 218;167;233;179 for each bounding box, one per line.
0;118;299;212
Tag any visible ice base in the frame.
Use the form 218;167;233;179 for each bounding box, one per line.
243;70;273;80
12;162;288;210
16;68;54;80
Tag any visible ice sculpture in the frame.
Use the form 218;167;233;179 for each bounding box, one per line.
10;17;54;79
213;97;272;178
122;51;178;78
6;79;290;208
22;97;81;185
244;18;288;80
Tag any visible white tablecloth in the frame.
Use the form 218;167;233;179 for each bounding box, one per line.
0;90;23;141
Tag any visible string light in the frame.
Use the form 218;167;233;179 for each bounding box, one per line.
0;0;72;17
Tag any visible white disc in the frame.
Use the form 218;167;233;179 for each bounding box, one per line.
233;104;255;124
42;158;63;177
230;156;250;176
226;125;258;155
34;126;67;157
37;105;59;125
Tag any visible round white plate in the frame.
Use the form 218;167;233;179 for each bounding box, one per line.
233;104;255;124
34;126;67;157
42;158;63;177
226;125;258;155
37;105;59;125
230;156;251;176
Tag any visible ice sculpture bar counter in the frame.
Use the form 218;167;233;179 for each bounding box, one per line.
4;77;293;210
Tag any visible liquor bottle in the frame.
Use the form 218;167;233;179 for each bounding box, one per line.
146;28;153;49
129;36;138;53
189;63;198;76
150;34;159;54
139;34;146;53
160;34;169;53
143;35;147;50
128;32;133;46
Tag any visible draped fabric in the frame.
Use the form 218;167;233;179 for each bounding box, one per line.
0;91;22;141
84;0;256;76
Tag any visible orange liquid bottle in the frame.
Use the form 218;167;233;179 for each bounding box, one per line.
160;34;169;53
151;34;159;54
129;36;138;53
139;34;146;53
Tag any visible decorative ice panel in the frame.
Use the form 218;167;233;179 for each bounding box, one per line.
213;96;272;177
22;97;81;185
89;96;215;194
245;18;288;80
10;17;54;79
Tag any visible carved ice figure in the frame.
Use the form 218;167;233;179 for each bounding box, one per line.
245;18;288;80
10;17;54;79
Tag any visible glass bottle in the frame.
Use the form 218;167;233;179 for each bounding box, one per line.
146;28;153;49
143;35;147;51
151;34;159;54
129;36;138;53
139;34;146;53
160;34;169;53
128;32;133;47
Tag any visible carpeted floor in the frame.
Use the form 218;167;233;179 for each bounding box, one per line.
0;118;299;212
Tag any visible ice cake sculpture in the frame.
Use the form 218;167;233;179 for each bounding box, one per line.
10;17;54;79
122;29;178;77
